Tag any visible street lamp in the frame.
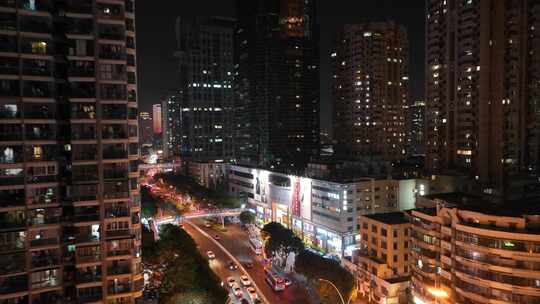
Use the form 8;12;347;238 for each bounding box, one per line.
317;278;353;304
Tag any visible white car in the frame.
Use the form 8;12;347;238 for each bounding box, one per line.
231;283;243;298
226;277;236;288
206;250;215;259
240;275;251;286
247;287;258;301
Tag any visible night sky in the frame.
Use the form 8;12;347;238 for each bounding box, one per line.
135;1;425;134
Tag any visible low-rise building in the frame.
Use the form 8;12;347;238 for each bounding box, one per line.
355;212;411;304
411;193;540;304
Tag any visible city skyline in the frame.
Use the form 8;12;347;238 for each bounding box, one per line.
135;0;425;135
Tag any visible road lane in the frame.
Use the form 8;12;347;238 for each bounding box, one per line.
183;221;267;304
191;219;312;304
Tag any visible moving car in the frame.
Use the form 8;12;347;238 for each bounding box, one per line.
226;277;236;288
240;275;251;286
206;250;215;259
228;261;238;270
231;283;243;298
243;261;254;269
204;222;212;228
247;287;258;301
284;278;292;287
213;234;220;240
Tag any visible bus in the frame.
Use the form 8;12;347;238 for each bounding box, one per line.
264;268;285;291
249;237;263;255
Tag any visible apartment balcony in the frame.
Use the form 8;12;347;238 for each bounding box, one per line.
31;251;60;269
64;0;92;14
69;184;98;202
108;284;132;296
107;248;131;258
18;0;51;11
19;17;52;34
100;85;127;100
0;146;23;164
76;268;102;284
65;19;93;36
104;168;128;180
74;233;100;244
23;104;56;119
69;83;96;99
107;264;131;276
0;58;18;75
105;205;129;218
0;274;27;295
99;45;126;60
72;145;97;161
97;3;124;20
30;236;59;248
0;104;20;119
106;229;132;239
71;128;96;140
0;80;19;96
71;104;96;120
20;40;52;56
0;0;16;8
102;105;127;120
27;175;57;184
78;294;103;304
68;62;95;78
98;26;125;41
28;214;61;227
103;146;128;159
102;128;128;140
0;211;25;230
0;252;25;275
0;234;25;253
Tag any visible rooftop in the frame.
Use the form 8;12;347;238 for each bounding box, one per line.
423;192;540;217
363;212;409;225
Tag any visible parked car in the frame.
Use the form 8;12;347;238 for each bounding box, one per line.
206;250;215;259
243;261;254;269
231;283;243;298
213;234;220;240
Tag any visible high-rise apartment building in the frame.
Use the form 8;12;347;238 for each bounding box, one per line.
407;100;425;155
164;17;235;161
0;1;142;303
151;103;161;135
425;0;540;197
235;0;320;166
139;111;152;147
332;22;409;161
411;193;540;304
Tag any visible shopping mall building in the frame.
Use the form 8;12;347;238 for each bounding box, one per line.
228;164;403;257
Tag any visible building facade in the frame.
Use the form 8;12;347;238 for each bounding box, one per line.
163;17;235;162
425;0;540;197
228;164;405;257
407;100;425;156
332;22;409;160
0;0;142;303
151;103;161;135
411;194;540;304
187;161;228;190
139;111;152;148
355;212;411;304
235;0;320;166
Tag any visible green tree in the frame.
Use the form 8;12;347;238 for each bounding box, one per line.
141;186;158;218
239;211;255;225
295;250;355;304
145;224;228;304
262;222;304;266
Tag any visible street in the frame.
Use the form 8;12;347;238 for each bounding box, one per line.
183;219;313;304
